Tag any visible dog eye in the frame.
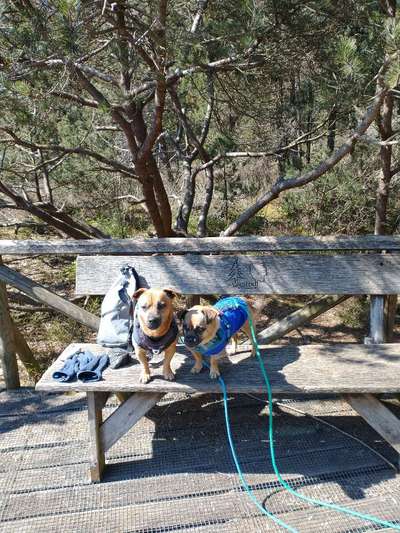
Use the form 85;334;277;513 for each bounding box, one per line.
157;302;166;309
141;304;148;310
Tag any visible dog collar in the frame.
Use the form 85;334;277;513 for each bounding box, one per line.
132;308;178;353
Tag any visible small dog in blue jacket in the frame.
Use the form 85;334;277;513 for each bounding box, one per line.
181;297;258;379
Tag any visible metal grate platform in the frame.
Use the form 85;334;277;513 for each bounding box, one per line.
1;390;400;532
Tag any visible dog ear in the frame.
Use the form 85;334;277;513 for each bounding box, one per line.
203;307;219;324
163;288;180;299
132;288;147;300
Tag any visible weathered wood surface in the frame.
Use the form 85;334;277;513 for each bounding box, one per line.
77;253;400;295
100;391;164;452
258;294;351;343
36;342;400;394
3;235;400;255
0;258;20;389
87;392;108;483
344;394;400;455
0;263;99;330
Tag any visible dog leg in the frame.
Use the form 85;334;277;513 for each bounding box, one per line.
209;355;221;379
241;320;257;356
163;341;176;381
230;334;238;354
190;351;203;374
136;347;151;383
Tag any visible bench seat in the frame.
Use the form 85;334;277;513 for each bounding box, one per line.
36;342;400;395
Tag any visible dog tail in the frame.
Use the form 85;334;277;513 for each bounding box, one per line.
242;295;264;320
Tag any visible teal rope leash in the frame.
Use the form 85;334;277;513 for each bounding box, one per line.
203;360;297;532
244;309;400;531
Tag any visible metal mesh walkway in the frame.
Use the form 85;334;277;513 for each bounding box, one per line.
1;389;400;532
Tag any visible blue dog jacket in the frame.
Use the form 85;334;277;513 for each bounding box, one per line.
196;297;249;356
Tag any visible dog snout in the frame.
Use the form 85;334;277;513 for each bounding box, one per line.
184;333;200;347
147;315;161;330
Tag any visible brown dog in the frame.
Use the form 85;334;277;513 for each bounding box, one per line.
132;288;179;384
181;297;258;379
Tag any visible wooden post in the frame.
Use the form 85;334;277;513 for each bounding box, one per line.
0;256;20;389
368;295;386;343
87;392;108;482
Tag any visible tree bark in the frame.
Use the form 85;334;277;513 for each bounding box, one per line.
374;93;394;234
197;166;214;237
175;159;194;233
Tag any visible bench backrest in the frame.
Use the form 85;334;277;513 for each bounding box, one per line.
75;237;400;296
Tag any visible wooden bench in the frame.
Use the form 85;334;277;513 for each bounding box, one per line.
34;236;400;482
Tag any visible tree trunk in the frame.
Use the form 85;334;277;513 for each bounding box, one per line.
175;159;194;233
148;156;174;236
197;166;214;237
375;94;394;234
136;156;174;238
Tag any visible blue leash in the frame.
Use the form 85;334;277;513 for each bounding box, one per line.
203;308;400;532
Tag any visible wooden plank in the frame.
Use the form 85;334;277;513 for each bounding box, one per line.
0;263;99;330
77;253;400;295
258;294;351;343
100;391;164;451
0;257;20;389
36;342;400;395
344;394;400;456
3;235;400;255
87;392;108;482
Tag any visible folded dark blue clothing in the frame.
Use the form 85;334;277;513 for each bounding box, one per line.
77;354;109;382
52;351;83;382
52;350;109;382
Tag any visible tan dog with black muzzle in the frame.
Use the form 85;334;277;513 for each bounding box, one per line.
181;297;258;379
132;288;180;384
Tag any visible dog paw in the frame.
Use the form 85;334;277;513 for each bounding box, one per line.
140;372;151;384
163;369;175;381
209;368;220;379
190;364;203;374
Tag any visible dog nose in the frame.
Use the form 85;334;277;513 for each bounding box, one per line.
184;334;200;347
148;316;161;329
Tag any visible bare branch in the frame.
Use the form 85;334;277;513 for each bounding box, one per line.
131;36;265;96
77;39;113;63
23;58;119;85
0;127;138;179
50;91;99;108
191;0;208;33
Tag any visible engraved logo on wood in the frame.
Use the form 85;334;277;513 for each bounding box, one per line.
226;257;267;290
